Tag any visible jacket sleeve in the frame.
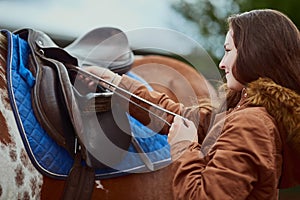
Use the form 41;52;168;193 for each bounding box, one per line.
118;74;213;142
171;109;281;200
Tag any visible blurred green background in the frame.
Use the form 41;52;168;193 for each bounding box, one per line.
172;0;300;62
171;0;300;84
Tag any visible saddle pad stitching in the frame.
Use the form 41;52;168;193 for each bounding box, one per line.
6;33;73;179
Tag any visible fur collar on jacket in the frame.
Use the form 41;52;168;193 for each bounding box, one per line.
246;77;300;188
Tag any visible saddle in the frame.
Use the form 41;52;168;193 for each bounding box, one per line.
14;27;134;199
15;27;134;164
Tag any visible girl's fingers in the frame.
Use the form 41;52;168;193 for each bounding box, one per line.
168;115;198;145
173;115;182;123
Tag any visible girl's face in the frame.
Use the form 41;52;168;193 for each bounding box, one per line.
219;30;244;91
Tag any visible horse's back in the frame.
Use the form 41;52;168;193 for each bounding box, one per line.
131;55;216;106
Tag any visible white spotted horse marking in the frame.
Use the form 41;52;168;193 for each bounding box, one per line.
0;28;216;199
0;32;42;200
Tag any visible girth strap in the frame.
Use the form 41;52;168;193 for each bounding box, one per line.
62;150;95;200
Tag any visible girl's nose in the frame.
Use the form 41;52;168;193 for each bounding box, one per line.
219;59;226;70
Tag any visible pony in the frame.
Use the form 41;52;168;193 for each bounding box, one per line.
0;31;216;200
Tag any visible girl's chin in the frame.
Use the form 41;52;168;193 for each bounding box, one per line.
227;83;245;91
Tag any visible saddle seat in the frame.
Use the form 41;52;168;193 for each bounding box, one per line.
17;27;134;72
64;27;134;74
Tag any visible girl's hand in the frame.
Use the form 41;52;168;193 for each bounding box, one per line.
168;115;198;146
78;66;121;91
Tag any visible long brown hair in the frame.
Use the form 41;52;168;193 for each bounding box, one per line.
221;9;300;110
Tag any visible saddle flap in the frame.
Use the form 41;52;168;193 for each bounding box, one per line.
70;65;132;168
64;27;134;74
80;106;132;168
30;54;78;155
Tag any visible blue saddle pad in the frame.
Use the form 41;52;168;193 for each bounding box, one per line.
4;30;171;179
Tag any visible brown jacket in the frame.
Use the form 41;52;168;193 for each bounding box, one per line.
118;75;300;200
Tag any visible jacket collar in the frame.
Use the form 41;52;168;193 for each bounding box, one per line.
246;77;300;149
245;77;300;188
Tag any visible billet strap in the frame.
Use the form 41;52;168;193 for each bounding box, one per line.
62;151;95;200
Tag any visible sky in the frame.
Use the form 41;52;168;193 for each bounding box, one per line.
0;0;222;88
0;0;180;39
0;0;224;70
0;0;204;53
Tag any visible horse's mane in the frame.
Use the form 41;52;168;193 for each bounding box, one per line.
0;33;7;64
